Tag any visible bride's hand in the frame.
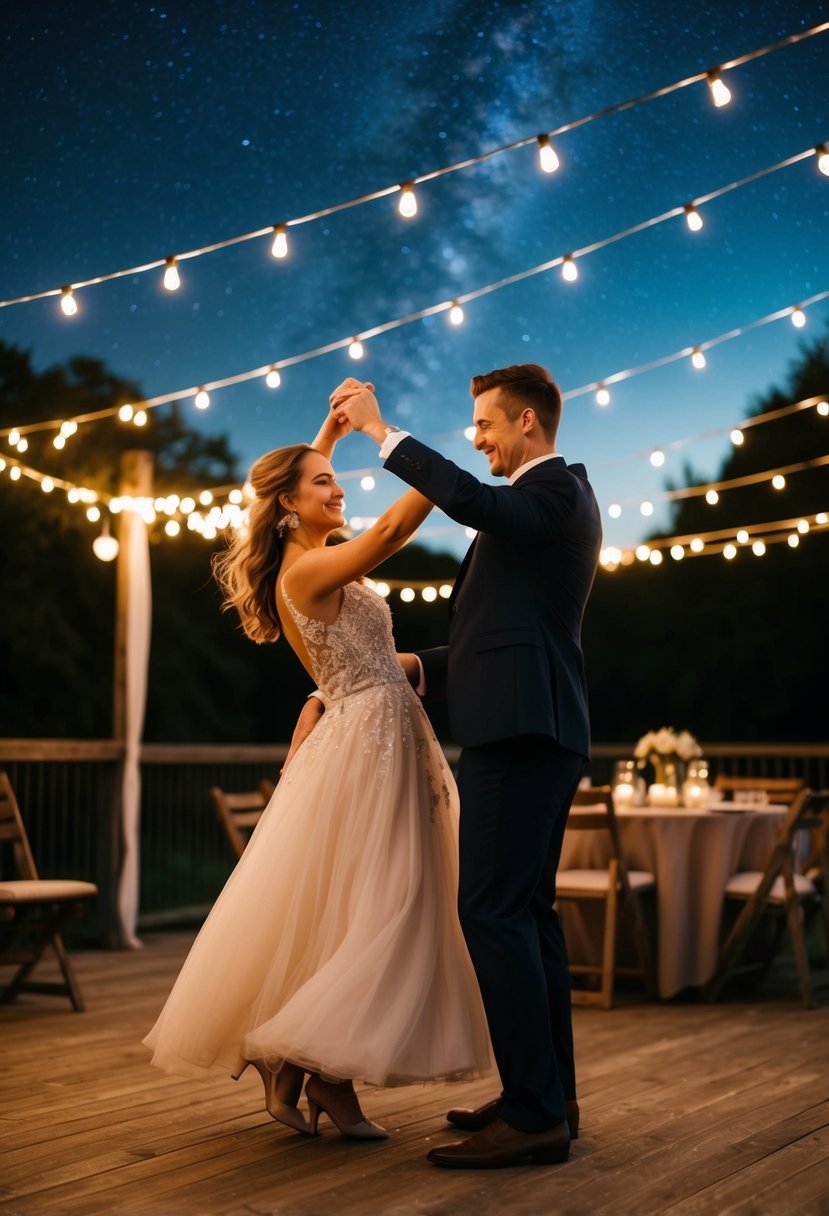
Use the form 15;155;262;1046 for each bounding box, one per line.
329;378;375;423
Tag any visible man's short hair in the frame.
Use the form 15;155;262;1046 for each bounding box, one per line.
470;363;562;438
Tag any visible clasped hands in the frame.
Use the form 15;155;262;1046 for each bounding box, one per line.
328;377;381;434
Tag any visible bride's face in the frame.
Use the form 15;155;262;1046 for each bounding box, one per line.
286;451;346;534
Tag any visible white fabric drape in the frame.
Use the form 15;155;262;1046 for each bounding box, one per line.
117;509;152;948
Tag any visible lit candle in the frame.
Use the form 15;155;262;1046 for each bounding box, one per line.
649;783;678;807
683;782;709;809
614;782;635;806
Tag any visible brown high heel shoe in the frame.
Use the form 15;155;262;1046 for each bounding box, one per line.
305;1073;388;1140
236;1059;312;1135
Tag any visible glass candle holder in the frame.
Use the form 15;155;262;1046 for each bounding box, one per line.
683;758;711;808
613;759;637;807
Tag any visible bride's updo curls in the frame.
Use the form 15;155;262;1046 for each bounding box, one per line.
212;444;312;643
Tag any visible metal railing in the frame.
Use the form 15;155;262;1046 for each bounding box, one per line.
1;739;827;944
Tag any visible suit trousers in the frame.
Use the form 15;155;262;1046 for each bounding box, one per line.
456;735;584;1134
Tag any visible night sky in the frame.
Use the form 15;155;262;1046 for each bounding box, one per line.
2;0;828;558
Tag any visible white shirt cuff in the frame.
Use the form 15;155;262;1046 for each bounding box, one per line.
379;429;411;460
306;690;326;708
414;654;426;697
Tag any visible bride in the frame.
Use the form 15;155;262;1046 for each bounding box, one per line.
143;389;492;1140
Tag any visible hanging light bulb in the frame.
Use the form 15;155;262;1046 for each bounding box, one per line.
16;437;28;453
684;204;703;232
691;347;707;370
448;301;464;325
608;503;621;519
635;545;651;561
595;384;610;407
265;367;282;389
360;475;376;491
705;489;719;504
348;338;364;360
398;182;417;218
736;529;749;544
730;428;744;445
707;71;732;107
649;550;663;566
723;544;737;560
118;404;134;422
561;256;578;282
61;421;78;437
772;474;786;490
464;425;476;441
133;409;148;426
165;519;181;537
788;534;800;548
41;476;54;493
752;540;766;557
536;134;560;174
53;433;66;449
194;389;210;410
422;586;438;602
817;401;829;417
670;545;685;561
271;224;288;258
199;489;213;506
8;429;20;446
690;538;704;553
163;256;181;291
816;144;829;176
640;501;654;516
400;587;416;602
650;449;665;468
439;584;452;598
93;517;120;562
10;465;22;481
86;505;101;523
60;286;78;316
790;306;806;328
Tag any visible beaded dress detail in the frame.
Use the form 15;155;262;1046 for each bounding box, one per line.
144;581;492;1086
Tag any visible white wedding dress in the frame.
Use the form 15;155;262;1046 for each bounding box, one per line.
144;581;492;1086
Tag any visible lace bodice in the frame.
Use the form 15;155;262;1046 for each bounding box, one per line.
282;581;408;704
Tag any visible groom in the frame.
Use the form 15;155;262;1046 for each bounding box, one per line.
333;363;602;1169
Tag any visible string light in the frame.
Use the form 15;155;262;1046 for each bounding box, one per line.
797;519;810;533
86;505;101;523
41;477;54;493
92;518;119;562
398;183;418;218
16;437;28;453
133;409;148;426
348;338;364;360
788;534;800;548
422;586;438;602
10;466;21;481
536;134;560;173
772;474;786;489
400;587;416;602
706;490;719;504
731;429;744;445
640;501;654;516
596;385;611;407
561;256;578;282
8;429;20;446
790;306;806;328
118;404;134;422
707;71;732;107
650;450;665;468
817;143;829;175
194;389;210;410
464;426;476;441
723;543;737;560
691;347;707;369
690;539;705;552
360;475;376;491
53;434;66;450
752;540;766;556
818;401;829;417
608;504;622;519
164;520;181;537
163;257;181;291
60;287;78;316
671;545;685;560
737;529;750;543
684;204;704;231
271;224;289;258
448;301;464;325
265;368;282;388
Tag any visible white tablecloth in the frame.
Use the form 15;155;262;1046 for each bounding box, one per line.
558;803;785;998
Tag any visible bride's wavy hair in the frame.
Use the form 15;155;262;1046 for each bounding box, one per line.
212;443;312;643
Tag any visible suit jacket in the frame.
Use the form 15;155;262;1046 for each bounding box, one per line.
384;437;602;757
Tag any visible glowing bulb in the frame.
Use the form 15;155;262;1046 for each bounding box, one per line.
398;182;417;218
348;338;364;360
422;586;438;602
670;545;684;560
8;429;20;446
374;582;390;598
61;420;78;436
53;434;66;449
0;458;5;471
797;519;809;534
707;72;731;107
41;477;54;493
464;425;476;441
118;404;134;422
788;533;799;548
635;545;650;561
684;204;703;232
133;409;148;426
723;544;737;560
705;489;719;505
93;518;119;562
752;540;766;557
772;474;786;490
360;475;375;491
561;256;578;282
60;286;78;316
691;348;706;369
164;519;181;537
195;389;210;410
736;529;749;544
265;368;282;389
448;302;464;325
271;224;288;258
163;257;181;290
439;584;452;599
690;538;704;553
86;505;101;523
640;501;653;517
67;487;80;503
816;401;829;417
730;428;744;445
10;466;21;481
16;437;28;453
536;134;560;173
228;489;244;504
816;144;829;176
400;587;416;602
649;550;663;565
817;513;828;525
595;385;611;407
608;503;621;519
790;307;806;328
650;450;665;468
179;497;195;514
199;490;213;505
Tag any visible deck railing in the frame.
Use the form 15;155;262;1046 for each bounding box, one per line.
1;739;827;945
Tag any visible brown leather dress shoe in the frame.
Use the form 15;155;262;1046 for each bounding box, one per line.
427;1117;570;1169
447;1097;580;1140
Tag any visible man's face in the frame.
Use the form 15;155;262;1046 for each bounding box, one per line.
471;387;527;478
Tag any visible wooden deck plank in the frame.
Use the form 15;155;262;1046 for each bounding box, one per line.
1;930;828;1216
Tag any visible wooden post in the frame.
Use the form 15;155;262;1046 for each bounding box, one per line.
106;450;153;947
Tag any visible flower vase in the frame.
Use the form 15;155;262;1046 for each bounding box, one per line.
648;758;680;807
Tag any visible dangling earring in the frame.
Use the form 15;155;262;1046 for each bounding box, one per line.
277;509;300;535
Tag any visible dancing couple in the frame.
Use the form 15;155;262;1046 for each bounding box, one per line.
144;362;602;1169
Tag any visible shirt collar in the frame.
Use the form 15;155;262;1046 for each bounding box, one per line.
508;452;561;485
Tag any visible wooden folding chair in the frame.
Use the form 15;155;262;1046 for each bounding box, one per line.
556;786;657;1008
705;789;829;1009
714;775;804;806
211;779;276;860
0;771;98;1012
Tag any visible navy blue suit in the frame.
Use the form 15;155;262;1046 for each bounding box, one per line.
384;436;601;1132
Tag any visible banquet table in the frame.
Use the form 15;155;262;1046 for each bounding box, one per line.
558;801;787;999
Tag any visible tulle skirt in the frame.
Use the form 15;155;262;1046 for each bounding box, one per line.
143;681;493;1086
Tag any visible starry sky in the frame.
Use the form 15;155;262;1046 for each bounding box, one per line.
2;0;828;558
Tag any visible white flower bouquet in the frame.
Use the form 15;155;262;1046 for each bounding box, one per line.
634;727;702;765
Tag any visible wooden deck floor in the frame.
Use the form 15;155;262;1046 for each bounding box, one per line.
1;932;828;1216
